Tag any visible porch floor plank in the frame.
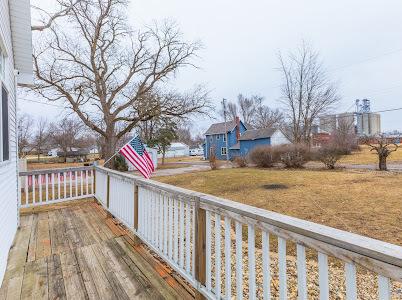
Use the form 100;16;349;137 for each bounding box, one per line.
0;201;193;300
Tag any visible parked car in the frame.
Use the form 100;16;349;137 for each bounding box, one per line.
189;148;203;156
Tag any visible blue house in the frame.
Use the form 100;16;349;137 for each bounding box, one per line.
204;117;250;160
204;119;290;160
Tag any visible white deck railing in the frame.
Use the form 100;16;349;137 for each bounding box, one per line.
19;166;402;299
19;166;94;208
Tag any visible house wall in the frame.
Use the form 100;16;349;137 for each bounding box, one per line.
204;122;248;160
271;130;291;146
239;138;271;156
0;0;19;284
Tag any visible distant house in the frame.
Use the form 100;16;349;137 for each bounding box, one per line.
157;142;190;158
204;117;290;160
231;127;291;157
204;117;251;160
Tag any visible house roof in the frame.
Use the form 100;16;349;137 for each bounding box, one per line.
229;142;240;150
9;0;33;85
239;128;277;141
205;120;252;135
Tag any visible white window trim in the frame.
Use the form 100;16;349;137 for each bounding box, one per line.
0;81;10;163
221;147;227;155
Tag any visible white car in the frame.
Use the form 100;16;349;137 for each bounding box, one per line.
189;148;203;156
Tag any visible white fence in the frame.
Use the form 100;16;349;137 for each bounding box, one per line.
19;166;402;299
19;166;94;208
94;166;402;300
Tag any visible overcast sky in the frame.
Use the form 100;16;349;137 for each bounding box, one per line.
22;0;402;133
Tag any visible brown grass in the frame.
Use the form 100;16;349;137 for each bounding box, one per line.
27;160;104;170
158;156;203;164
340;145;402;165
157;168;402;245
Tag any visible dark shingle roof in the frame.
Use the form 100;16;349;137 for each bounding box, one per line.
229;142;240;150
239;128;277;141
205;120;252;135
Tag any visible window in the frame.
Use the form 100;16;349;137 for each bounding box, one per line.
0;48;5;80
1;84;9;161
221;147;227;155
209;136;212;142
223;134;226;142
216;135;220;140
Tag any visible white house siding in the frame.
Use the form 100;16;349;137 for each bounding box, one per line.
271;130;291;146
0;0;19;284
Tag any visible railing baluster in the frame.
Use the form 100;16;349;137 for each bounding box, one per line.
378;275;391;300
206;210;212;291
345;262;357;300
51;173;55;200
179;200;185;268
235;221;243;300
262;231;271;300
278;237;287;300
38;174;42;203
75;171;78;197
163;194;168;255
80;170;83;196
158;193;163;250
32;175;36;204
297;244;307;300
174;199;179;264
25;176;28;206
168;196;173;259
45;173;49;202
85;170;89;195
63;171;67;199
57;172;60;200
69;171;72;198
318;252;329;300
150;190;154;244
215;213;222;298
224;216;231;300
185;202;191;274
248;224;256;300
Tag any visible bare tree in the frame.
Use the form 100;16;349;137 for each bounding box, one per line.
18;114;34;158
278;42;339;144
50;116;85;162
32;118;50;161
237;94;258;124
31;0;83;31
31;0;210;164
364;135;399;171
253;98;284;129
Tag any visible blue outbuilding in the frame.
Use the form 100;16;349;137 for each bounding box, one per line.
204;118;290;160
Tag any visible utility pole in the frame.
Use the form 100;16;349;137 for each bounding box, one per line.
222;98;229;163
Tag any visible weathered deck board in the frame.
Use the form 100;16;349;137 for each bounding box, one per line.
0;201;193;300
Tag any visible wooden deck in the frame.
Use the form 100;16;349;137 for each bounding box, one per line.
0;200;193;300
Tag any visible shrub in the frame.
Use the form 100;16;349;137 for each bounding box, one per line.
249;146;280;168
314;146;343;169
279;144;311;168
234;156;248;168
209;152;219;170
114;155;128;171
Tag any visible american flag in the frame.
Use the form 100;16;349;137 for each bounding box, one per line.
119;136;155;178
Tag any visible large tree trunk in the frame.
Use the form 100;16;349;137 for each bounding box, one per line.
103;131;118;168
379;155;387;171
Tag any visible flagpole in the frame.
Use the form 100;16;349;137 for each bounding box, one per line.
103;139;130;167
103;151;120;167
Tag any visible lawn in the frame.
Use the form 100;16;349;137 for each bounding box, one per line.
158;156;203;164
340;144;402;165
157;168;402;246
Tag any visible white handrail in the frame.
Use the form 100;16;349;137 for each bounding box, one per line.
94;166;401;299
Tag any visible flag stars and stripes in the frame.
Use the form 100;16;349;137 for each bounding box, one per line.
119;136;155;179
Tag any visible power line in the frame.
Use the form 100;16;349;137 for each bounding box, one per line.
328;48;402;72
19;97;65;108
